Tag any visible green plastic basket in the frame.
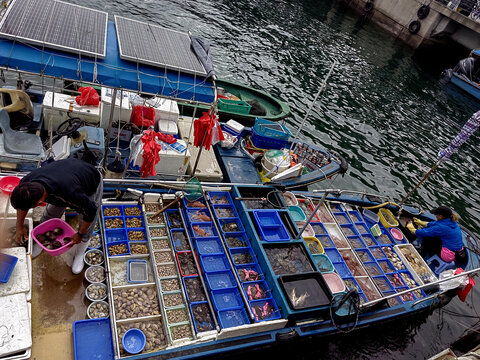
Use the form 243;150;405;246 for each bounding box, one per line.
218;98;251;115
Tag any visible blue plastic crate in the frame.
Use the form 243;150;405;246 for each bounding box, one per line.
0;253;18;283
385;272;406;288
364;262;383;276
183;276;207;303
103;216;124;229
330;203;344;212
342;277;361;293
183;197;206;208
187;208;212;223
333;262;352;278
213;205;238;219
253;118;291;140
200;254;230;273
236;264;265;282
225;233;250;249
376;230;395;245
122;205;143;217
212;288;244;310
208;191;233;206
347;210;363;223
250;128;289;150
127;259;148;283
313;253;334;273
105;229;127;243
377;259;396;274
372;275;394;292
190;222;217;238
382;290;403;306
219;218;245;234
311;222;328;235
369;246;387;260
171;229;189;251
206;271;237;290
242;280;271;300
124;216;144;229
107;240;130;256
73;318;114;360
355;223;370;235
361;234;378;247
230;248;257;266
102;205;123;217
355;248;375;263
348;235;366;249
166;209;183;229
252;210;289;242
250;298;281;322
195;237;223;255
333;212;350;225
324;248;343;263
340;224;358;237
395;286;416;303
218;308;249;328
126;228;147;241
317;235;335;249
190;302;215;333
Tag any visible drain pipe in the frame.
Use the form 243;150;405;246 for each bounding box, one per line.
295;191;328;239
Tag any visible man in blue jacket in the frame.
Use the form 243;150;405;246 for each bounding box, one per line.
10;159;103;274
406;206;465;263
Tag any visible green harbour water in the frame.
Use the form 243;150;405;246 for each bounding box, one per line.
76;0;480;357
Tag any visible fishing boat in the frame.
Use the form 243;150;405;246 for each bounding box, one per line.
443;49;480;101
177;78;291;125
3;179;479;359
214;118;348;189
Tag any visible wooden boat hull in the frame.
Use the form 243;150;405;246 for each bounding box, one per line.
178;79;291;125
450;73;480;101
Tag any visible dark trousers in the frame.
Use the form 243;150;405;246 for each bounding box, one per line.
420;236;442;258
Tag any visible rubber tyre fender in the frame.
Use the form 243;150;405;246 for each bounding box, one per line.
417;5;430;19
364;1;374;13
408;20;421;34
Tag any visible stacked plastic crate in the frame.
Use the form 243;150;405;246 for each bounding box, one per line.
102;203;169;357
185;193;250;328
210;192;280;323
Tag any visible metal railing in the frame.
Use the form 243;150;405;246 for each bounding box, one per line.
436;0;480;18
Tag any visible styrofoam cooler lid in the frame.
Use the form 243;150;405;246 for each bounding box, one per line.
225;119;244;134
51;136;71;160
0;293;31;357
0;247;29;296
157;119;178;135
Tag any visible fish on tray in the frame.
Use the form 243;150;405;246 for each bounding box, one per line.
191;211;211;222
192;225;212;237
289;287;310;307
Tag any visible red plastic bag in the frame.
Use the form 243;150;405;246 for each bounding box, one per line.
131;105;155;128
75;87;99;106
455;268;476;302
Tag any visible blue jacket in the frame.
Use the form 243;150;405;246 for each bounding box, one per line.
416;218;463;251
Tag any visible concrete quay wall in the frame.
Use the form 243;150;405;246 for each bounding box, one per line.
344;0;480;50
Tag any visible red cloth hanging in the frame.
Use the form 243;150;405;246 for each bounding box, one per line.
455;268;476;302
193;111;224;151
138;130;177;178
131;105;155;128
75;87;99;106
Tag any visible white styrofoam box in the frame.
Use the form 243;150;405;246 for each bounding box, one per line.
0;293;31;357
147;98;179;123
51;135;71;160
155;139;190;176
157;119;178;136
42;91;101;131
0;302;31;359
109;126;132;142
100;87;132;128
225;119;245;135
0;247;29;297
0;218;33;255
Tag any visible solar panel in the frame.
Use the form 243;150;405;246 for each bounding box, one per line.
115;16;206;76
0;0;108;58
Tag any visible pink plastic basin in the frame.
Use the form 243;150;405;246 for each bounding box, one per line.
0;176;20;194
323;272;346;294
390;228;404;241
32;218;76;256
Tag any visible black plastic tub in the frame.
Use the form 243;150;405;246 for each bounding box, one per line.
279;272;333;310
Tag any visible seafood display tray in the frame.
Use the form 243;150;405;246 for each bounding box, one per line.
73;318;114;360
252;210;289;242
394;244;437;285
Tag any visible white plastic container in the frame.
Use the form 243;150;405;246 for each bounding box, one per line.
155;139;190;176
261;149;290;179
225;119;244;135
100;87;132;128
150;98;179;122
51;136;71;160
157;119;178;136
42;91;101;131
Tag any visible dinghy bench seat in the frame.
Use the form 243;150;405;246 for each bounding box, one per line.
0;109;43;155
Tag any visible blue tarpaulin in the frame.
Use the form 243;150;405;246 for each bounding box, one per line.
0;22;215;104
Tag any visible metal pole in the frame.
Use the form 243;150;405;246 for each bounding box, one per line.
103;88;118;169
191;76;217;176
360;266;480;309
288;60;337;153
296;191;329;239
399;160;442;206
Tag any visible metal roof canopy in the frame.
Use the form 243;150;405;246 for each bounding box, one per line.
0;0;107;58
115;15;207;76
